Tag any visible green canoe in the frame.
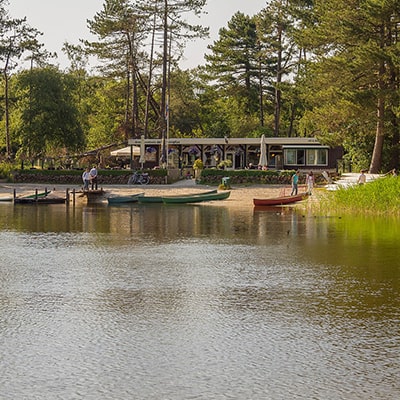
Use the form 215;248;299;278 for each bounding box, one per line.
138;189;218;204
137;195;164;204
107;193;144;204
162;190;230;204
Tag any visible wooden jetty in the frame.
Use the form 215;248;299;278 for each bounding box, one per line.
7;187;110;206
13;188;68;204
77;189;106;203
14;196;66;204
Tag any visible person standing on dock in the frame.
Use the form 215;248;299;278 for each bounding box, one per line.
82;167;90;191
90;165;98;190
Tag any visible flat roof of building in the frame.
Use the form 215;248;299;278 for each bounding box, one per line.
128;137;321;146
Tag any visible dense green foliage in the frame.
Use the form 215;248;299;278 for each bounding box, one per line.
14;68;85;158
199;168;296;185
11;167;168;185
0;0;399;175
297;0;400;173
0;160;15;180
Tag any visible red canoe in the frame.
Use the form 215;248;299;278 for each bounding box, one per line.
253;192;309;207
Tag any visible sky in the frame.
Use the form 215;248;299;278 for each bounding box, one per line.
8;0;267;70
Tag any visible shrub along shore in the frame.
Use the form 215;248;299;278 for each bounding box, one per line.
318;175;400;215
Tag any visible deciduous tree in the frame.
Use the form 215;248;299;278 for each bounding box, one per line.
14;68;85;160
0;0;43;158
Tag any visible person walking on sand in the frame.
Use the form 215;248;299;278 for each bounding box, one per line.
306;171;314;195
291;170;300;196
90;165;98;190
82;167;90;191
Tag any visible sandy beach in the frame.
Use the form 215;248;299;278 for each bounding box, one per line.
0;178;306;208
2;172;373;207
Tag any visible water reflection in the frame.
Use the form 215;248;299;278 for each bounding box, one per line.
0;202;399;399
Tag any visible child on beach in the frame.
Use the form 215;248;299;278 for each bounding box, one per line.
357;170;366;185
306;171;314;194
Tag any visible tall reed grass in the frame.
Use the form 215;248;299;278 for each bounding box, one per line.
318;175;400;215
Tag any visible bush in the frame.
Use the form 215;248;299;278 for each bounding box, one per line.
217;159;232;169
11;168;169;185
193;158;204;170
0;162;18;181
198;168;296;185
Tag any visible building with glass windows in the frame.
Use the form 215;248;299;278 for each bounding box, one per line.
126;136;343;171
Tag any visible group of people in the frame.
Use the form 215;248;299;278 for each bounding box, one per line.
247;163;268;170
291;170;314;196
82;165;98;191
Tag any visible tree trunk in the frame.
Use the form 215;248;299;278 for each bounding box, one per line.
132;65;138;137
369;94;385;173
287;49;304;138
159;0;168;165
4;71;11;158
258;56;264;127
273;24;283;137
144;8;157;139
125;58;131;134
390;112;399;170
369;27;387;174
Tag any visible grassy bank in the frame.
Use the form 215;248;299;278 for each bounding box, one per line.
319;175;400;215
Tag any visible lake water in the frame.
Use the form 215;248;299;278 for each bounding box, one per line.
0;201;399;399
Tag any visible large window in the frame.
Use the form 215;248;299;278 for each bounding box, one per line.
284;147;328;166
306;148;328;166
285;149;305;165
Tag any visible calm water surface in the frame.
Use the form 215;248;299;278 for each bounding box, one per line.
0;201;399;399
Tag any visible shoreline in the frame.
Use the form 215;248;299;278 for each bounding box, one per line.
0;180;315;208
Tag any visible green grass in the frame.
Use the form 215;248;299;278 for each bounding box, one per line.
319;176;400;215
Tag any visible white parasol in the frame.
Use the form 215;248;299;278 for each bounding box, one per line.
110;146;140;157
258;134;268;168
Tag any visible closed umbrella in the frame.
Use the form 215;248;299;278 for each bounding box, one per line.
258;134;268;168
